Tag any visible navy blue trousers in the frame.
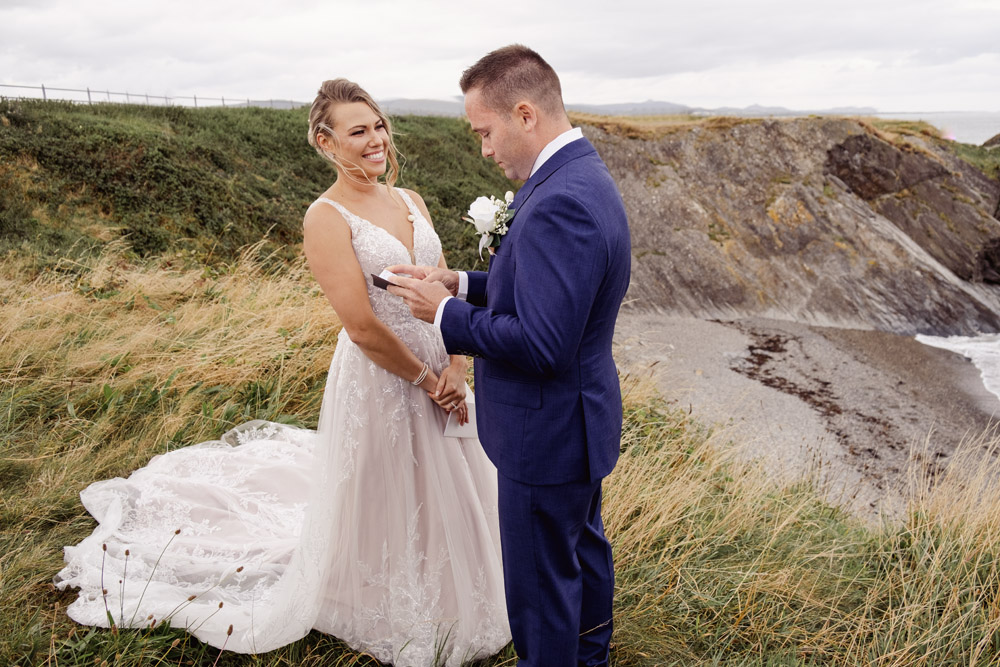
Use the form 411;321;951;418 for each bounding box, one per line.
497;473;615;666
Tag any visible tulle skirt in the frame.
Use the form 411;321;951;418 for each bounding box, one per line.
56;329;510;665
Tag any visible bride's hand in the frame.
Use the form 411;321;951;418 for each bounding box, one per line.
454;399;469;426
386;264;460;297
431;363;466;412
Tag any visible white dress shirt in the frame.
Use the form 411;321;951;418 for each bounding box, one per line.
433;127;585;329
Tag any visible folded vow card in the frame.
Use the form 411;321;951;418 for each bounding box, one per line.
444;393;477;438
371;269;398;290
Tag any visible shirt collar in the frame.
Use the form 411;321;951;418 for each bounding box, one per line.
529;127;584;178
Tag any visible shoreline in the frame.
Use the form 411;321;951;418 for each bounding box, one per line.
613;311;1000;518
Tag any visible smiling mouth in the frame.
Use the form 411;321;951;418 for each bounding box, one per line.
363;150;385;161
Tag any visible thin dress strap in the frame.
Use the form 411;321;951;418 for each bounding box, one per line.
309;197;358;235
394;188;421;221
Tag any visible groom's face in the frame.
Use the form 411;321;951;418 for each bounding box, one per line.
465;88;533;181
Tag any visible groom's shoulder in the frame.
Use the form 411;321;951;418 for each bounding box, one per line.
556;151;618;196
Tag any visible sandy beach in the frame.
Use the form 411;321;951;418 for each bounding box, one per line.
613;310;1000;518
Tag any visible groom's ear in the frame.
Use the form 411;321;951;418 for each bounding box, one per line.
513;101;538;133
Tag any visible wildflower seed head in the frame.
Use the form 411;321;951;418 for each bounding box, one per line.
175;529;181;534
236;566;243;572
124;549;130;556
102;544;107;551
218;601;224;608
170;638;180;648
188;595;196;601
227;624;233;636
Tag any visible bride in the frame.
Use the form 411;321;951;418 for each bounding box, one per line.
55;79;511;665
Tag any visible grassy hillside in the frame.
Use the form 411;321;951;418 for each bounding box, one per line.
5;102;1000;665
0;99;514;270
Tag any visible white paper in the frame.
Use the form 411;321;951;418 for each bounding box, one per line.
444;393;478;438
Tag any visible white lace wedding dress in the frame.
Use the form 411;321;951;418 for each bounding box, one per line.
55;190;511;665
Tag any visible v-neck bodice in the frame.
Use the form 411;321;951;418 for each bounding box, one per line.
309;188;444;346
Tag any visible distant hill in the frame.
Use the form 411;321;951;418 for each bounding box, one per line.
379;98;697;117
694;104;879;117
377;97;879;119
237;99;308;110
568;100;694;116
379;98;465;117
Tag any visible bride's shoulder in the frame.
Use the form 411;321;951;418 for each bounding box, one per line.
303;198;352;240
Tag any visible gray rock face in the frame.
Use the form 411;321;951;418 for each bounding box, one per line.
587;118;1000;335
827;132;1000;284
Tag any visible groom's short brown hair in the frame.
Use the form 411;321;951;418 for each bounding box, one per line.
460;44;565;116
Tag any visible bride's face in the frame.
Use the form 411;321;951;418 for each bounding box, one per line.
324;102;389;180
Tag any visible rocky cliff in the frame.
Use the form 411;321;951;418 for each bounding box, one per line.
585;118;1000;335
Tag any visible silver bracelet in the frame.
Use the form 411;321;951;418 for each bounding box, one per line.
411;362;429;386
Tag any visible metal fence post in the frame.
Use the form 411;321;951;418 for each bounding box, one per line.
5;84;290;110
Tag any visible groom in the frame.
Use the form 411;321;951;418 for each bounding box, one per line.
389;44;631;666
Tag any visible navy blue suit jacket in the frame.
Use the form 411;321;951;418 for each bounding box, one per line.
441;137;631;485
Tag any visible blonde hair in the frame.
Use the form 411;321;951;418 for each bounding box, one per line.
307;79;401;188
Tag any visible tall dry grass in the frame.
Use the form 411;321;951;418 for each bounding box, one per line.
5;242;1000;665
604;373;1000;666
2;241;342;663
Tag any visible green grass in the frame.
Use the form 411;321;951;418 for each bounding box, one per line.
0;100;513;271
866;117;1000;180
949;142;1000;181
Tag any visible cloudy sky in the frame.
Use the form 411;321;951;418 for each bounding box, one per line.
1;0;998;112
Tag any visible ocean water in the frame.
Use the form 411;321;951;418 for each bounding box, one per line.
908;112;1000;398
874;111;1000;146
917;334;1000;402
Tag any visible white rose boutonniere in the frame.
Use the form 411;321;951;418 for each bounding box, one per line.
464;191;516;258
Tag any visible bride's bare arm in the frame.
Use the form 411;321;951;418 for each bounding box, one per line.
303;204;440;394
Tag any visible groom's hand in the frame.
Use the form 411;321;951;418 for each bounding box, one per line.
387;275;452;323
386;264;460;297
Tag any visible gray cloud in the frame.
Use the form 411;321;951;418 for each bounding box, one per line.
1;0;998;111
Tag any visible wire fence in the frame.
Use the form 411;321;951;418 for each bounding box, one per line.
0;83;304;109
